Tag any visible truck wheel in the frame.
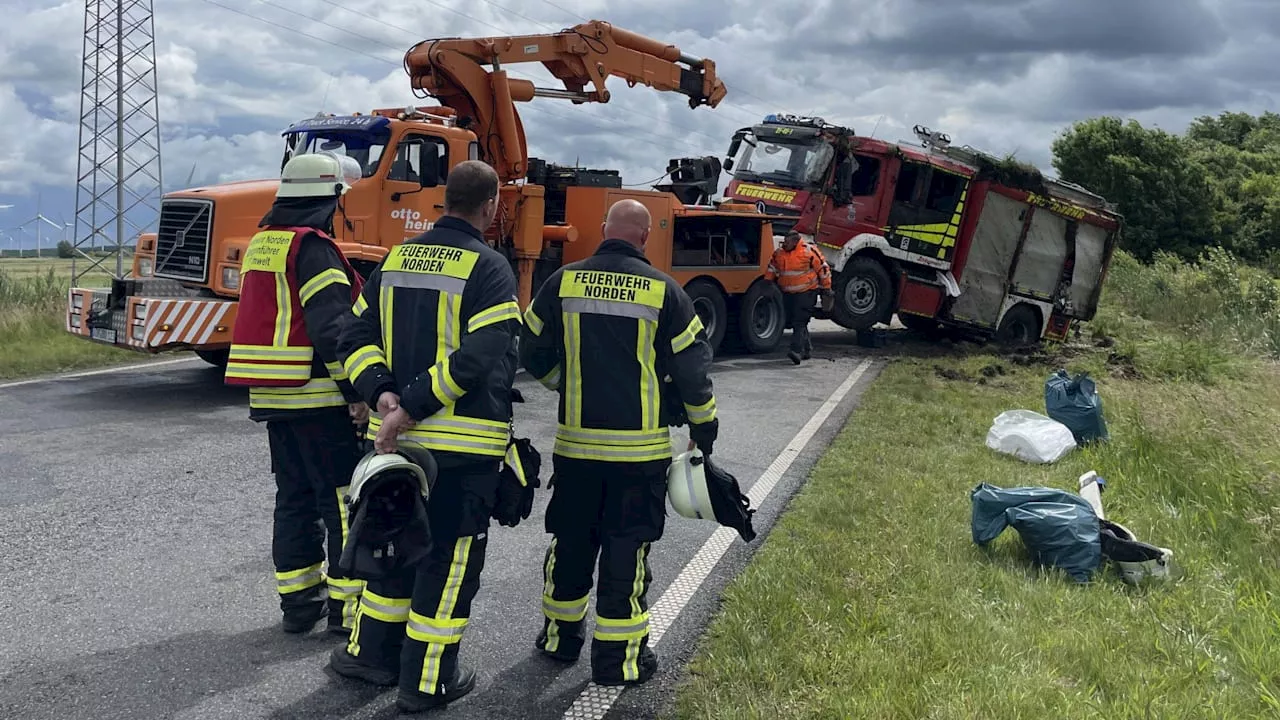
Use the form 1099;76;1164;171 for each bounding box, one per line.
195;348;230;369
684;279;727;355
736;280;785;353
832;256;893;330
995;304;1041;348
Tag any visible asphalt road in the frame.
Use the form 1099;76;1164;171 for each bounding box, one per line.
0;322;882;720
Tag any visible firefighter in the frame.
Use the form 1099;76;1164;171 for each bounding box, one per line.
520;198;720;687
223;151;369;637
765;231;833;364
329;160;522;714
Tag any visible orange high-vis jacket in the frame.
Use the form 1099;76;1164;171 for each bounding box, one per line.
765;242;832;294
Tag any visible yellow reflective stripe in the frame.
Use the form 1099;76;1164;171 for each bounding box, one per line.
367;416;509;457
344;344;387;384
524;305;545;336
327;577;364;599
250;380;347;410
469;300;522;333
593;611;650;642
415;536;473;693
542;594;589;622
556;424;669;444
434;292;462;364
671;314;704;354
228;344;313;361
225;361;313;382
380;284;395;371
428;358;465;405
352;293;369;317
335;485;352;548
564;312;582;427
299;267;350;306
554;436;671;463
638;319;658;430
324;361;349;382
359;590;412;623
276;563;323;594
537;364;562;391
684;396;718;424
273;272;292;347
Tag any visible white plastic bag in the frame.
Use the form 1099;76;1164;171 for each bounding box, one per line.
985;410;1077;464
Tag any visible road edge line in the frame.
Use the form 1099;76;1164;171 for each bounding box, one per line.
0;356;203;390
560;358;875;719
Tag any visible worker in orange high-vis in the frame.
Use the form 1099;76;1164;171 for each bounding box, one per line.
224;151;369;637
765;231;832;364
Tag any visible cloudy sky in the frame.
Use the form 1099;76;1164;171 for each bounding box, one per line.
2;0;1277;250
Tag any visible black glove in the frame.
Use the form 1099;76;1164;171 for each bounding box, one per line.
688;418;719;456
491;437;542;527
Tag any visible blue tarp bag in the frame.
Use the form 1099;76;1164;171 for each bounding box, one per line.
1045;369;1109;444
970;482;1102;583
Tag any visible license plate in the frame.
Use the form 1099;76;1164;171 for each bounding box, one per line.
90;327;117;344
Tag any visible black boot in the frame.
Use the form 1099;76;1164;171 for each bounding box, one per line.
535;630;580;663
592;646;658;686
328;645;399;687
787;350;802;365
281;601;327;634
396;664;477;713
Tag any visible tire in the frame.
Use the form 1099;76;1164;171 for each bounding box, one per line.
735;280;785;354
832;256;894;330
684;279;727;355
195;348;230;369
995;304;1042;348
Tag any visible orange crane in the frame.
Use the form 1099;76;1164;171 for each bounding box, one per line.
67;22;787;364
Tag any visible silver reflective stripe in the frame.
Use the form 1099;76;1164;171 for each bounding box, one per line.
277;569;321;589
540;365;562;388
383;271;466;295
425;417;508;438
408;616;466;641
562;297;660;321
685;403;716;423
598;617;649;635
362;595;410;621
556;426;668;444
555;438;670;460
781;269;809;276
543;597;588;619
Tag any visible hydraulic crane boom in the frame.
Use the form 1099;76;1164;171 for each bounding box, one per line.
403;20;727;183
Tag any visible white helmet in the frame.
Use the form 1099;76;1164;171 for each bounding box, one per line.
276;151;361;199
667;446;715;520
347;449;434;504
1100;519;1174;585
337;448;437;580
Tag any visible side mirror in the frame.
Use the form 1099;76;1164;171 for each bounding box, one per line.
419;143;441;188
723;158;735;172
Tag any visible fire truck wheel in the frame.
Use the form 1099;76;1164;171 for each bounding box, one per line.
995;304;1042;348
832;256;893;330
736;279;785;354
195;348;230;369
684;279;727;355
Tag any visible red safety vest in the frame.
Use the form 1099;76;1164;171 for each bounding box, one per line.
225;225;362;387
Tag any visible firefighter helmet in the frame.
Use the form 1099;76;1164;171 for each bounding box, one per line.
1100;519;1173;585
667;446;758;542
336;448;437;580
277;152;359;199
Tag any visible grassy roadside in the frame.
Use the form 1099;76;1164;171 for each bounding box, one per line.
0;260;139;380
674;250;1280;719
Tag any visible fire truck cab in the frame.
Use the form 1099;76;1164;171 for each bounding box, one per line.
723;114;1123;345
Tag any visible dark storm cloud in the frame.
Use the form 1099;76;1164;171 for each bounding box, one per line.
801;0;1228;65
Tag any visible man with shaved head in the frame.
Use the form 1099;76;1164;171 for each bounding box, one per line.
520;197;720;686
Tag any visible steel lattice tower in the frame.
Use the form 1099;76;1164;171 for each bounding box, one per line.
73;0;163;284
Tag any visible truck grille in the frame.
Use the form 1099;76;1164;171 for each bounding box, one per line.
154;198;214;283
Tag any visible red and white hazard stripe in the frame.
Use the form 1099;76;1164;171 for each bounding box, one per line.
141;299;234;348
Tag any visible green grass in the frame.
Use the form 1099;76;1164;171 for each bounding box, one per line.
674;249;1280;719
0;261;140;379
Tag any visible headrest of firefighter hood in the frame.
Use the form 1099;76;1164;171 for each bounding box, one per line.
337;448;437;580
667;447;757;542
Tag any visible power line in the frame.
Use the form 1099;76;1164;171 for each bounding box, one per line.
197;0;726;159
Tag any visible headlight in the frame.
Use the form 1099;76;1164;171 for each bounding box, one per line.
137;258;153;277
221;266;240;290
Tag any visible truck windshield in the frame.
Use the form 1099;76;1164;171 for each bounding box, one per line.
732;135;833;188
282;132;387;178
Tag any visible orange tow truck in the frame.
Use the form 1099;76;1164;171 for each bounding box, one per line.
65;21;786;364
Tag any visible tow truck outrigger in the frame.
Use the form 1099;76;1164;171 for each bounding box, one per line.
723;114;1123;345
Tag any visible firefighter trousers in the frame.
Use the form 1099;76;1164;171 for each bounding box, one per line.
782;289;816;355
266;409;365;631
343;455;499;696
536;455;669;684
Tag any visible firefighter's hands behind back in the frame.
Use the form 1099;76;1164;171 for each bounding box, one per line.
348;401;369;425
689;417;719;456
375;406;414;454
376;391;400;415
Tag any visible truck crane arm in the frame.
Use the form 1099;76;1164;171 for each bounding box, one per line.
403;20;727;183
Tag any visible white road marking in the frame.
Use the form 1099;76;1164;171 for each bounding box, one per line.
0;357;203;390
561;358;875;719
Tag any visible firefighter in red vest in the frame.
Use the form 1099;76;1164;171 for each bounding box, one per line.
224;152;369;637
764;231;833;364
